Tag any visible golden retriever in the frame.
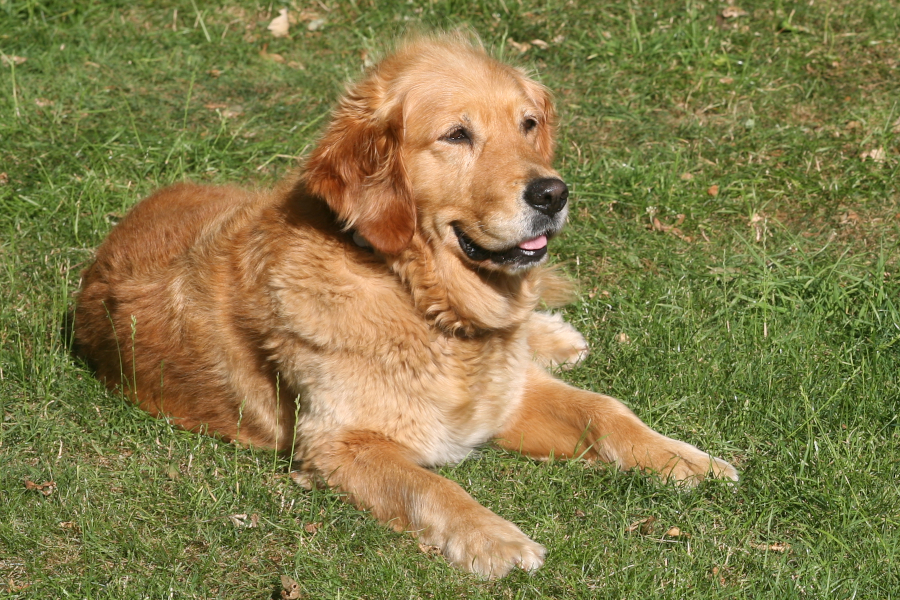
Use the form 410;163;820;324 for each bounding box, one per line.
74;33;737;578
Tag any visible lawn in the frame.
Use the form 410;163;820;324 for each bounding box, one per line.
1;0;898;597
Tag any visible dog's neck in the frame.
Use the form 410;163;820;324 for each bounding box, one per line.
390;235;542;337
281;186;546;336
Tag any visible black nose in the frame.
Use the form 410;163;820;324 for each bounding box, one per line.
524;178;568;216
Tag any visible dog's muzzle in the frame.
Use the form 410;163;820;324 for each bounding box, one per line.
454;178;568;269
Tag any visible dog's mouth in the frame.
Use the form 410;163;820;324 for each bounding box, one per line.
453;225;550;268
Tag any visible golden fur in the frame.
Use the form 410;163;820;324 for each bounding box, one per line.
74;34;737;578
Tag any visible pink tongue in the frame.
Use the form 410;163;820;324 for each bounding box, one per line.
518;235;547;251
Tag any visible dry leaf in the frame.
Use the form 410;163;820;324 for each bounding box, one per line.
615;332;631;345
260;45;286;64
34;98;54;107
719;77;734;85
24;479;56;496
280;575;302;599
207;68;222;78
507;39;531;53
649;213;691;241
665;526;690;538
2;54;27;66
749;212;768;242
680;172;694;181
228;513;259;528
268;8;290;38
721;6;748;18
626;516;656;535
0;173;9;186
839;210;859;226
552;34;566;44
892;117;900;134
307;18;326;32
5;580;30;593
303;522;321;534
531;39;549;50
859;147;887;163
707;184;719;197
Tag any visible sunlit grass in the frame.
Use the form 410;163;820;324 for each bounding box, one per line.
1;0;898;597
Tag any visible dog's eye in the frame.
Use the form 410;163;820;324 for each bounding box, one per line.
523;118;538;134
442;127;471;144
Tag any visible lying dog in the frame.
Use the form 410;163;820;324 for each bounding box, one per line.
74;33;737;578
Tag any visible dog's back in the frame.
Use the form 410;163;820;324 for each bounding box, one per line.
74;183;300;445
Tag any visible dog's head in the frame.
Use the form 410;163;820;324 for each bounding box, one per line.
304;34;567;275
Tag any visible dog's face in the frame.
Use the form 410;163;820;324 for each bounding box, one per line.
304;36;567;274
400;51;568;273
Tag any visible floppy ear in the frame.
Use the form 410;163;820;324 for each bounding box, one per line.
303;83;415;255
519;76;557;164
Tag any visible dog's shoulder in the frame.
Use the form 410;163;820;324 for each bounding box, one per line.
246;186;430;355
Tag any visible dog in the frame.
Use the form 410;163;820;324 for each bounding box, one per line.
73;33;737;578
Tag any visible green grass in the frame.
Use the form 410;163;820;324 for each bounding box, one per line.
2;0;899;597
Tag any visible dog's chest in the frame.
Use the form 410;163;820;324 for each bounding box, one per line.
365;328;532;465
277;286;531;464
268;238;534;465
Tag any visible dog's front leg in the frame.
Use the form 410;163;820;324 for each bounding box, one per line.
497;365;738;484
309;430;545;578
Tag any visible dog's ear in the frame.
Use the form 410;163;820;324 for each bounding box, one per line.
519;76;557;164
303;82;415;255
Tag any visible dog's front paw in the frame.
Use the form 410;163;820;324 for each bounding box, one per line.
423;506;545;578
527;312;589;370
640;436;739;485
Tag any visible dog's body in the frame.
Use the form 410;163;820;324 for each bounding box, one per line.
74;35;736;578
